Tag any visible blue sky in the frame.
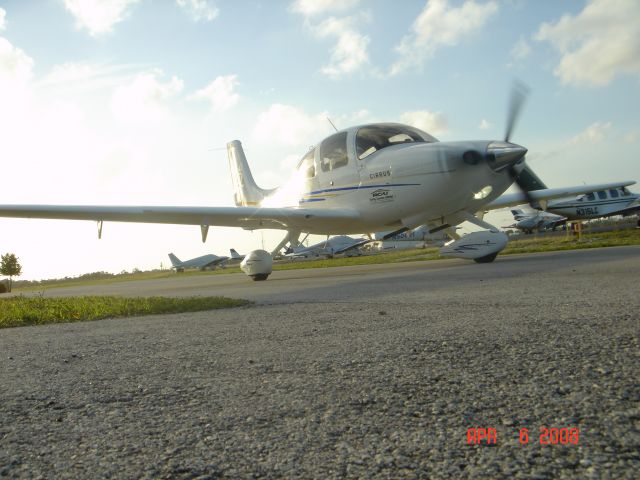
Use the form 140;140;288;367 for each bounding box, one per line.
0;0;638;280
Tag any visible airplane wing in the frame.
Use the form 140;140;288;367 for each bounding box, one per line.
484;181;637;211
548;217;568;228
202;256;230;268
0;205;360;232
333;238;371;254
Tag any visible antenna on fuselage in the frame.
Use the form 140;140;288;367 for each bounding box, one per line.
327;117;338;132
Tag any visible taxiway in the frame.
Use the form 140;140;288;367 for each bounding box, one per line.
1;247;638;478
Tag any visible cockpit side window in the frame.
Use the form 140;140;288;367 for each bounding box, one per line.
320;132;348;172
621;187;631;196
297;147;316;178
356;125;433;160
610;189;619;198
597;191;607;200
586;193;596;201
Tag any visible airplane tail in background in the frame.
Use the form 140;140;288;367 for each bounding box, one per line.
226;140;276;207
230;248;243;260
168;253;182;267
511;209;526;220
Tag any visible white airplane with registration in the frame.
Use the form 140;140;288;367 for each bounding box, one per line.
168;252;229;272
0;86;635;280
541;186;640;225
506;208;567;234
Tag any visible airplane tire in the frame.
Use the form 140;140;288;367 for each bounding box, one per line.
251;274;270;281
473;252;498;264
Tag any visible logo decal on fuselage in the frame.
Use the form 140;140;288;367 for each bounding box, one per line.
370;188;394;203
370;170;391;180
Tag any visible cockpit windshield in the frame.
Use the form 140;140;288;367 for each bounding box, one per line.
296;147;316;178
356;124;436;160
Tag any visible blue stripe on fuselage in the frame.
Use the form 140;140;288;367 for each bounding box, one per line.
305;183;421;196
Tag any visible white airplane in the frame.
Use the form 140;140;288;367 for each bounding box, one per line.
0;86;634;280
284;235;367;258
506;208;567;234
541;186;640;225
168;252;229;272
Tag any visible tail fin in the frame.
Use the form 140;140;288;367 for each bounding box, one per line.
511;209;525;219
168;253;181;267
227;140;275;206
230;248;242;259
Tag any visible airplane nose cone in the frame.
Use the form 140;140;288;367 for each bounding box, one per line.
486;141;527;171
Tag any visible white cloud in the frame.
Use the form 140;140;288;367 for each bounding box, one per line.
0;7;6;31
510;36;531;61
309;15;370;79
0;37;34;115
623;131;639;144
390;0;498;75
316;17;370;78
535;0;640;87
279;153;302;171
568;121;612;145
176;0;219;22
292;2;369;79
0;37;33;84
38;62;135;94
110;70;183;125
189;74;239;112
335;108;374;126
290;0;360;17
64;0;141;36
253;103;327;147
400;110;448;137
478;118;491;130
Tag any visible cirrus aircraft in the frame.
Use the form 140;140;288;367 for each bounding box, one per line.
0;88;634;280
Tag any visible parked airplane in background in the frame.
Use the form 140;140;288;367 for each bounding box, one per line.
506;208;567;234
541;186;640;225
373;225;454;249
229;248;245;262
168;252;229;272
284;235;367;258
0;84;634;280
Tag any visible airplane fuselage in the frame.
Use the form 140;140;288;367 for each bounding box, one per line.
544;187;639;220
269;124;523;234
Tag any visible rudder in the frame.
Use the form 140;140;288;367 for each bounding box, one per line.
227;140;276;206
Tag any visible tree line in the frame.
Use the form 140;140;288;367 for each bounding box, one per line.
0;253;22;293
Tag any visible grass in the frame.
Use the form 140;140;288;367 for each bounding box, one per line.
9;227;640;292
0;295;251;329
502;228;640;255
2;228;636;329
271;228;640;269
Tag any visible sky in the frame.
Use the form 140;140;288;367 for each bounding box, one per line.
0;0;638;281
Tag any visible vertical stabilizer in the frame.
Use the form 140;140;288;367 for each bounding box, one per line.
168;253;182;267
227;140;275;206
511;209;525;220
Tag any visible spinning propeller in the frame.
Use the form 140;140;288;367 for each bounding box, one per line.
502;80;536;206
